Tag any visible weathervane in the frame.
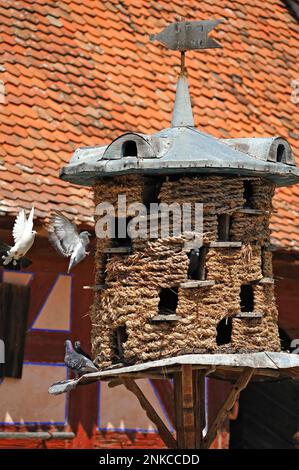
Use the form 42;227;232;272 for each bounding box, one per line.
150;19;222;128
150;19;222;74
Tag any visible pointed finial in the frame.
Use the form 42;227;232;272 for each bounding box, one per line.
171;71;194;127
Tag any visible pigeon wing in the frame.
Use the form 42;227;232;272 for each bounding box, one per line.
25;206;34;233
81;357;98;373
48;211;80;257
65;351;86;370
12;209;27;244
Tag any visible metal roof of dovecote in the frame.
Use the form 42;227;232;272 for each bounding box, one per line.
60;20;299;188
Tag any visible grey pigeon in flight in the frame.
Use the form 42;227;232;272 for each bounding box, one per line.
48;211;91;273
74;340;92;361
1;207;36;268
64;339;98;378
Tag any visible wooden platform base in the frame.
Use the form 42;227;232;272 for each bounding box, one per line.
49;352;299;449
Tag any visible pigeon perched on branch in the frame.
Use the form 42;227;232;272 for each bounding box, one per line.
1;207;36;268
47;211;91;273
64;340;98;378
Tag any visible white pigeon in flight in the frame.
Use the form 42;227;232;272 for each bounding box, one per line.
48;211;91;273
1;207;36;267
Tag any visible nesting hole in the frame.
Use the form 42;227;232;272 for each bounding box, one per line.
240;284;254;312
158;287;178;315
113;216;132;247
112;325;128;363
217;214;231;241
216;317;232;345
142;177;163;207
188;247;208;280
122;140;137;157
243;181;254;208
276;144;286;163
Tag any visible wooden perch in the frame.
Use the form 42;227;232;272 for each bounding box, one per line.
83;285;105;291
235;312;263;319
151;314;182;322
237;208;263;215
258;277;275;285
102;247;131;254
180;280;215;288
210;241;242;248
121;377;177;449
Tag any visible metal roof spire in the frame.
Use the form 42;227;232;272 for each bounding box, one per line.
150;19;222;128
171;51;194;127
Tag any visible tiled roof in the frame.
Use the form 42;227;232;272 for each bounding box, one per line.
0;1;298;248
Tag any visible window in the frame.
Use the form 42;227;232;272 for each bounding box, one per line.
112;325;128;363
240;284;254;312
158;287;178;315
243;181;254;208
216;317;232;345
217;214;231;241
187;247;208;280
122;140;137;157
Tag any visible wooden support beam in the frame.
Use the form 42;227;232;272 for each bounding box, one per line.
193;370;206;448
173;365;211;449
182;364;195;449
121;378;177;449
107;372;171;383
202;367;254;449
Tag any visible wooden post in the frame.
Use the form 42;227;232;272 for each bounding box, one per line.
182;364;195;448
174;365;200;449
193;371;206;448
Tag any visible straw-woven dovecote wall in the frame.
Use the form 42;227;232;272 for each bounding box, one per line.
91;174;280;369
